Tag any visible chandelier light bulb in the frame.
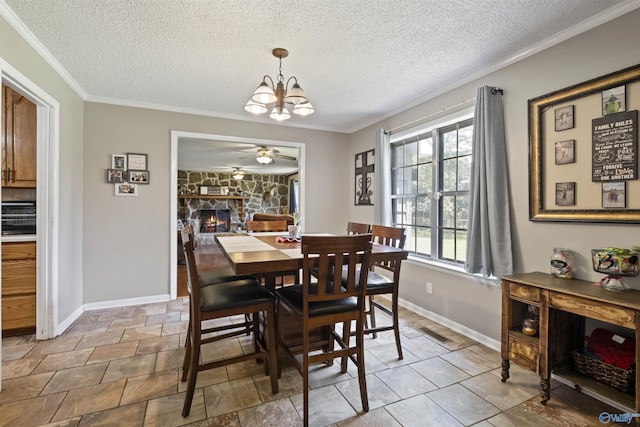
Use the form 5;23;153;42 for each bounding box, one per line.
292;102;315;116
244;100;268;115
269;106;291;121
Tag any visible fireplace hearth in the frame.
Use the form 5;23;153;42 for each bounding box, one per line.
199;209;230;233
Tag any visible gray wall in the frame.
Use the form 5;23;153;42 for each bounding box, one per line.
348;9;640;342
82;103;350;303
1;15;85;326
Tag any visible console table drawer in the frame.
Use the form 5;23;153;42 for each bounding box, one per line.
508;338;539;373
508;282;540;303
550;292;635;329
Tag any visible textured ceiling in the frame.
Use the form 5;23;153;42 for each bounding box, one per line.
3;0;638;136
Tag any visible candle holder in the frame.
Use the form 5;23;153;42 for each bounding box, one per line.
592;249;639;291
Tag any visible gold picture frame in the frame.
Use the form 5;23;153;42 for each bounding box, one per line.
528;63;640;223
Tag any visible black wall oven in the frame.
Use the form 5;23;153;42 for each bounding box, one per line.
1;201;36;235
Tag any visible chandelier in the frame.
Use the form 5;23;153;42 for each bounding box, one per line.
244;48;315;121
231;168;246;179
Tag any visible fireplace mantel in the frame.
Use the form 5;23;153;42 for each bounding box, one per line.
178;195;249;225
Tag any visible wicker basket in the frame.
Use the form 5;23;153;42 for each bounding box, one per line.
572;349;635;393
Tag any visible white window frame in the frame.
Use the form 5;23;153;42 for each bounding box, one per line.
389;106;474;269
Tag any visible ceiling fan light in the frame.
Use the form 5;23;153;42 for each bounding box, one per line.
269;106;291;121
232;170;245;180
256;154;274;164
250;82;277;104
244;100;268;115
284;83;307;105
292;102;315;116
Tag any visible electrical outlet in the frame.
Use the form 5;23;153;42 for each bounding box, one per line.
426;282;433;294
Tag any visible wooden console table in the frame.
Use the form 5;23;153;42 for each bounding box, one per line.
501;271;640;412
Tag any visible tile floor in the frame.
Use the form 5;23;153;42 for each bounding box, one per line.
0;297;629;426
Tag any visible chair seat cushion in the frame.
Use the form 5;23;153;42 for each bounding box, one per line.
276;284;357;317
341;267;394;292
199;267;259;286
200;278;273;311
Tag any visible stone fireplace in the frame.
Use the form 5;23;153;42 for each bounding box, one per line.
199;209;231;233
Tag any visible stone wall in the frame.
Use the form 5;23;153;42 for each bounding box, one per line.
177;170;290;228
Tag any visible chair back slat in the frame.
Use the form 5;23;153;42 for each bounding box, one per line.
301;234;372;306
346;222;371;235
181;228;202;323
370;225;406;272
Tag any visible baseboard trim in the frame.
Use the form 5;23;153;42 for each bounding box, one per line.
82;294;171;311
392;296;501;351
54;305;83;337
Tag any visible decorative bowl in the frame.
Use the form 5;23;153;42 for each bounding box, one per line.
591;249;639;277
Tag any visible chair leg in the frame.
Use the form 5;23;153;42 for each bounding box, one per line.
368;295;378;338
355;316;369;413
391;295;403;360
266;304;279;394
182;330;201;417
302;325;310;427
340;320;350;373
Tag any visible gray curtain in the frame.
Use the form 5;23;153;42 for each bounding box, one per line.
465;86;513;277
374;129;391;225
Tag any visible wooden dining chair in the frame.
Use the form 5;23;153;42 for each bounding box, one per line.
180;228;278;417
246;220;288;232
275;234;373;426
347;221;371;235
343;224;407;359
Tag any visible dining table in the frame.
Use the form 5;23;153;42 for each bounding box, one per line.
214;231;409;291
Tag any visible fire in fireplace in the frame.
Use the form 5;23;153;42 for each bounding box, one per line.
199;209;231;233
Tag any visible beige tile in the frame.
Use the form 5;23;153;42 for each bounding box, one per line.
77;402;146;427
253;366;304;403
337;407;401;427
121;324;163;342
32;348;94;374
306;359;355;389
42;362;108;395
181;412;241;426
178;366;229;393
40;417;82;427
226;358;268;380
2;355;43;378
0;371;55;404
145;389;207;427
401;335;449;359
107;315;148;331
156;348;186;372
374;365;437;399
52;379;126;421
410;356;470;387
133;304;167;316
366;342;420;368
75;329;124;349
136;334;180;355
200;338;243;363
146;311;182;326
102;353;157;383
385;394;464;427
427;383;501;425
462;370;539;411
1;342;37;360
120;369;178;405
86;340;139;364
162;320;189;336
24;335;82;358
97;306;137;321
237;397;302;426
0;392;67;427
64;320;112;337
290;384;358;426
440;347;500;376
203;376;262;417
335;373;401;410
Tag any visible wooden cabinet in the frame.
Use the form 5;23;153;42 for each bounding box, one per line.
501;272;640;412
2;85;38;188
2;241;36;335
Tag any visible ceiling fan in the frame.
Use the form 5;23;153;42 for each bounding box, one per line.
255;146;296;164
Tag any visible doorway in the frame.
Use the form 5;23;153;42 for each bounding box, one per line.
169;131;306;299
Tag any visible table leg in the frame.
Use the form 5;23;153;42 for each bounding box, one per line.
540;378;550;404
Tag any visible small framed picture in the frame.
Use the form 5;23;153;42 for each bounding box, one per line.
554;105;574;131
115;183;137;197
106;169;125;183
555;182;575;206
111;154;127;170
554;140;575;165
127;170;150;184
602;85;626;115
602;182;626;208
127;153;148;171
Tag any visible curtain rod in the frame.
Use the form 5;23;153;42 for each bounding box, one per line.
387;87;503;134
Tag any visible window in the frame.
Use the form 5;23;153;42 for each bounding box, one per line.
391;116;473;265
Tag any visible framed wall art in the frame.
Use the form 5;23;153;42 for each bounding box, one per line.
111;154;126;170
354;149;374;205
528;63;640;223
127;170;150;184
115;183;137;197
106;169;125;183
127;153;148;171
